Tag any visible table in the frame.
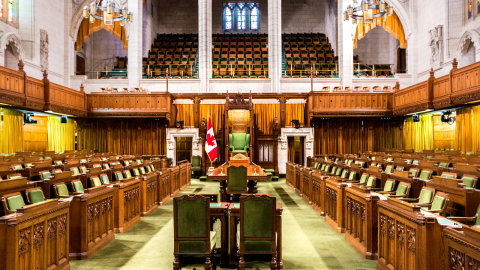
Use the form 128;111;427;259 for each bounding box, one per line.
207;163;267;202
227;202;283;269
209;202;230;268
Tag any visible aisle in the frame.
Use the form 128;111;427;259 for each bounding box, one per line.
71;179;377;270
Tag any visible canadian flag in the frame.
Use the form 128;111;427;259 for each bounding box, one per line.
205;117;218;162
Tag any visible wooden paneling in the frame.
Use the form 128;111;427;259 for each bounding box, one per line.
24;77;45;110
394;79;433;115
23;116;48;152
0;65;25;106
451;61;480;103
432;75;451;108
47;83;87;117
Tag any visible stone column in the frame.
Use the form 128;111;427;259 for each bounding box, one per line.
198;0;212;93
337;0;354;89
268;0;282;92
128;0;143;88
407;0;418;84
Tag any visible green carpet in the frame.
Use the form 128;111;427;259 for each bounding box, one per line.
71;179;377;270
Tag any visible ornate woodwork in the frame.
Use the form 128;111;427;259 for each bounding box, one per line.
325;177;347;233
140;172;159;217
158;168;171;205
113;178;141;233
444;226;480;270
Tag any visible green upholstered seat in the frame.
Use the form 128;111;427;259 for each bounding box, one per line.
330;167;337;174
178;231;216;253
371;162;377;167
341;170;348;178
56;184;69;196
27;189;45;203
100;174;110;184
124;161;130;166
116;172;124;181
359;174;368;184
54;161;63;166
412;160;420;165
41;171;51;180
366;176;375;187
228;133;250;154
335;168;342;176
385;166;393;174
125;171;132;178
227;166;248;193
324;165;330;172
442;173;456;179
271;176;279;181
409;168;419;177
133;169;140;176
103;164;110;170
320;164;325;170
191;156;201;171
6;195;25;211
146;166;152;173
13;165;23;170
80;167;87;174
348;172;356;180
314;163;319;169
237;231;273;252
264;169;275;173
395;184;408;198
150;165;155;171
80;159;87;163
137;159;143;164
396;167;404;171
72;181;84;192
419;170;431;180
91;177;102;187
462;176;476;188
71;168;80;175
438;162;449;169
383;180;395;192
418;189;434;204
430;195;446;213
140;167;146;174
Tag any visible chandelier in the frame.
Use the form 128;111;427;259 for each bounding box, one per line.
82;0;132;27
343;0;393;24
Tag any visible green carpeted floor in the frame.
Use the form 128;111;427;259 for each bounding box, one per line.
71;179;377;270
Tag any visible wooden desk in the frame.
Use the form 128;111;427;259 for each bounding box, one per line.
0;199;71;270
158;168;171;205
69;186;115;260
179;163;191;191
170;166;180;197
227;203;283;269
345;185;381;260
325;177;348;233
208;163;267;202
444;225;480;270
209;202;230;268
113;178;141;233
139;172;158;217
36;171;81;199
311;170;327;216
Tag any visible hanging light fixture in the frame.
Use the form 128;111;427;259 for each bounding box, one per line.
82;0;132;26
343;0;393;23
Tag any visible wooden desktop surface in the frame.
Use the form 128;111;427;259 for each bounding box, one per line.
207;164;267;181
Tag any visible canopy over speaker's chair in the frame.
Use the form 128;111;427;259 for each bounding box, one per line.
237;195;277;270
229;133;250;155
173;194;216;270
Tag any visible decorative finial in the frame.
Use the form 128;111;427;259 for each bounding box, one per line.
18;59;24;72
452;58;458;69
43;70;48;79
80;83;85;92
429;68;434;77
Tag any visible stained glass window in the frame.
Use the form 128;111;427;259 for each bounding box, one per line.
478;0;480;14
225;7;232;30
8;0;13;22
0;1;3;18
237;6;246;30
469;0;473;19
251;6;259;30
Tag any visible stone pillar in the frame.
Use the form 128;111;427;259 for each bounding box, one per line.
337;0;354;89
199;0;212;93
407;0;418;84
268;0;282;92
128;0;143;88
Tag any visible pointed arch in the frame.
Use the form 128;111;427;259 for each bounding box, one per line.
0;32;25;60
456;29;480;59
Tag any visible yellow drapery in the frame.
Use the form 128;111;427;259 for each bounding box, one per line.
285;104;305;127
253;104;280;134
47;117;76;153
455;105;480;153
2;108;23;154
354;10;407;49
200;104;225;135
75;16;128;51
175;104;194;127
403;114;434;152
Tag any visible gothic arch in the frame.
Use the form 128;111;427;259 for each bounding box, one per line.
386;0;412;38
0;32;25;60
456;29;480;59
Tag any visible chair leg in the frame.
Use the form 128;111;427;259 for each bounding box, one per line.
238;249;245;270
212;248;217;270
270;252;277;270
173;255;181;270
205;255;212;270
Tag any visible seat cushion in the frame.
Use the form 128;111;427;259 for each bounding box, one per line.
56;184;69;196
383;180;394;192
366;176;375;187
419;170;431;180
92;177;102;187
191;166;201;171
462;176;476;188
271;176;279;181
237;231;272;252
41;172;51;180
28;189;45;203
6;195;25;211
73;181;84;192
101;175;110;184
418;189;434;204
395;184;408;197
431;195;446;211
442;173;456;179
178;241;206;253
264;169;275;173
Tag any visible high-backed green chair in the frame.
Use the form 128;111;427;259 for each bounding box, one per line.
416;170;432;181
191;156;201;177
238;195;277;270
40;170;52;180
54;183;70;198
227;166;248;201
71;167;80;175
320;164;326;170
173;195;216;270
449;204;480;225
90;176;102;187
340;170;348;179
2;192;25;214
379;181;411;199
408;168;419;177
335;167;343;177
413;192;449;216
460;174;478;188
438;162;450;169
349;173;368;184
25;187;46;204
229;133;250;155
71;180;85;193
100;174;110;185
140;167;146;175
115;172;124;181
385;165;394;174
403;187;435;209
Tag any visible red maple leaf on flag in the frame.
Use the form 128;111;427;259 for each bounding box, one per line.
206;133;216;146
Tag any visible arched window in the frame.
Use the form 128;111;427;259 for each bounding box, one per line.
0;0;17;27
223;2;260;32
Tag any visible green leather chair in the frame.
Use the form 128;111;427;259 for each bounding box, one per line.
100;174;110;185
71;167;80;175
90;176;102;187
449;204;480;225
460;174;477;188
229;133;250;155
403;187;435;209
417;170;432;180
237;195;277;270
191;156;201;176
124;170;132;179
320;164;325;170
54;183;70;197
173;194;216;270
80;166;87;174
349;173;368;184
146;166;152;173
115;172;124;181
335;168;342;177
133;168;140;177
103;164;110;170
414;192;449;216
412;160;420;166
25;187;46;204
438;162;450;169
409;168;419;177
340;170;348;179
71;180;85;192
385;165;394;174
140;167;146;175
2;192;25;214
441;172;457;179
227;166;248;200
40;171;52;180
379;181;411;199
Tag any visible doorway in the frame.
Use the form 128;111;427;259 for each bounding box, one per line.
288;136;304;165
76;55;86;75
175;136;192;163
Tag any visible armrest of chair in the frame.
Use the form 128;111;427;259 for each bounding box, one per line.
346;180;360;183
423;209;443;214
377;191;396;195
402;198;419;202
244;146;249;151
413;203;432;207
229;146;235;151
448;216;476;222
368;187;384;191
387;194;407;198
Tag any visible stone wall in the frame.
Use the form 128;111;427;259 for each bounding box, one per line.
282;0;326;34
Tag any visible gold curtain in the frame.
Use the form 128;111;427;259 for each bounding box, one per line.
75;17;128;51
253;104;280;134
403;114;434;152
200;104;225;134
47;117;76;153
455;105;480;153
285;103;305;127
2;108;23;154
354;10;407;49
176;104;194;127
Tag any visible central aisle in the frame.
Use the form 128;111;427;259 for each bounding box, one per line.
71;179;377;270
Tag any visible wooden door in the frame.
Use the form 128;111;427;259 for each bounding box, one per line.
175;137;192;163
76;55;86;75
397;48;406;73
288;136;304;165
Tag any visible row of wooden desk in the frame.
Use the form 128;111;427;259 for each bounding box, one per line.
0;162;191;270
209;201;283;269
287;161;480;270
